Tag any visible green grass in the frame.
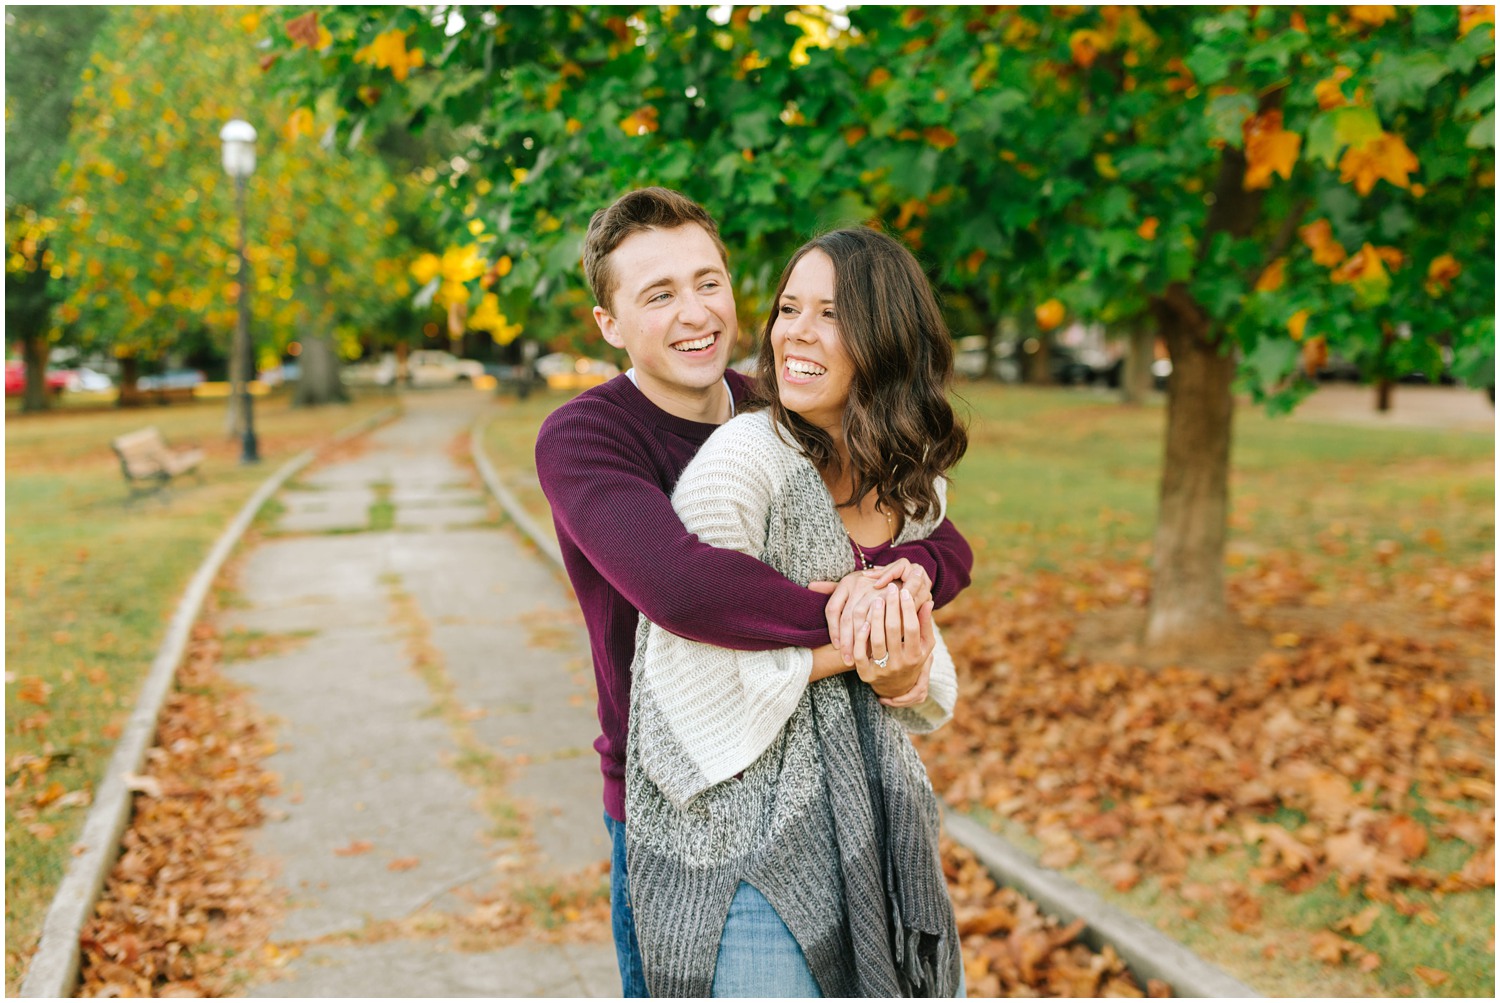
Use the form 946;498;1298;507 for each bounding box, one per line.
4;392;396;994
473;380;1494;997
943;384;1493;584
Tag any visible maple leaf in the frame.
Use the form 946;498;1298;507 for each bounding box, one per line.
354;29;425;83
1347;6;1398;28
1299;219;1348;267
1137;216;1159;240
1413;965;1450;986
924;126;959;150
1254;257;1286;293
1316;66;1354;109
1425;253;1462;295
283;11;319;49
1287;309;1311;341
619;105;660;136
1339;132;1419;195
1069;29;1106;68
1243;110;1301;190
1460;5;1495;36
333;839;374;857
1334;903;1383;937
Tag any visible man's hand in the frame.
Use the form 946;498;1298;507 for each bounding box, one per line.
852;584;936;698
809;559;934;665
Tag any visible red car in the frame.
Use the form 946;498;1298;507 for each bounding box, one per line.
5;361;70;397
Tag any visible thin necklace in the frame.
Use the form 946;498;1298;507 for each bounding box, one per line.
848;505;895;570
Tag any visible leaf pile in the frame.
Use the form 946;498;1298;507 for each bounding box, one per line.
76;623;282;998
943;838;1168;998
920;553;1494;949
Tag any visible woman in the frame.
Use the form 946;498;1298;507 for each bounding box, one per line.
625;227;969;998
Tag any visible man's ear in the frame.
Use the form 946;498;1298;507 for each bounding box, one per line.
594;305;626;350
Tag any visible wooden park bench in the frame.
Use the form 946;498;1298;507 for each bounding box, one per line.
110;427;205;503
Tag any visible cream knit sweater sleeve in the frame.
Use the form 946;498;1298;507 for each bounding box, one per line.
634;415;816;809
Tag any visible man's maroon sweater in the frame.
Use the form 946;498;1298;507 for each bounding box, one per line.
534;371;973;822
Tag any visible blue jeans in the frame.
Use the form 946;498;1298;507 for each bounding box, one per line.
712;882;822;998
604;812;649;997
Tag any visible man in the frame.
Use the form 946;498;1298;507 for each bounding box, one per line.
534;187;973;996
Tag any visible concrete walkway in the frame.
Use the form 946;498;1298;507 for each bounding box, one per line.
217;389;617;997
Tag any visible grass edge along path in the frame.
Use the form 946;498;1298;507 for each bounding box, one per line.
5;398;398;996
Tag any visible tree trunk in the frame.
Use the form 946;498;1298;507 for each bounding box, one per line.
20;334;51;412
294;335;349;406
1145;284;1237;651
1029;332;1054;385
1375;322;1396;412
1121;324;1154;405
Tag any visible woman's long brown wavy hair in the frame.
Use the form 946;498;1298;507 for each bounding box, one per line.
752;227;968;523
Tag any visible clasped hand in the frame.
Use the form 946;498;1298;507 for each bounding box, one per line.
809;560;936;708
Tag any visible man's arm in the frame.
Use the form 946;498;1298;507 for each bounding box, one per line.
536;402;829;652
887;518;973;610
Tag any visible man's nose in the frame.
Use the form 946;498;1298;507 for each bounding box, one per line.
679;290;710;325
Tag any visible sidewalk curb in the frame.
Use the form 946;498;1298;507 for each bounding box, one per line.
470;418;563;569
942;812;1260;998
469;418;1260;1000
19;405;399;999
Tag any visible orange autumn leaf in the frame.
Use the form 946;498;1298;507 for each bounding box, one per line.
353;28;424;83
619;105;659;136
1413;966;1450;987
284;10;320;48
1137;216;1159;240
1348;5;1398;28
1460;5;1495;35
1316;66;1354;109
843;125;867;146
1330;243;1385;284
1303;336;1329;376
1069;29;1106;69
1035;298;1066;332
965;248;987;274
895;198;928;229
1255;257;1287;292
334;839;375;857
1288;309;1311;341
1425;253;1462;294
924;126;959;150
1243;110;1301;190
1339;132;1419;195
1299;219;1348;267
868;67;892;87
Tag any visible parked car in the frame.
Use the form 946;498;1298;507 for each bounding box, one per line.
137;368;206;391
63;366;114;392
5;361;70;397
355;350;485;387
260;362;302;387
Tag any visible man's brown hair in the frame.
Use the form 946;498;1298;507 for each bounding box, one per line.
583;187;729;313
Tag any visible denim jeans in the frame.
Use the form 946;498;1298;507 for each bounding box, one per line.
711;882;822;998
603;812;649;998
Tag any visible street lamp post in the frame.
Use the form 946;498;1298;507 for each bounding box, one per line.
220;119;259;463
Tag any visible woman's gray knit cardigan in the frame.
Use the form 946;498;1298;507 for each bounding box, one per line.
625;411;961;997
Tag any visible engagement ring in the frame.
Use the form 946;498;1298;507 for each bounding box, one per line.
873;655;889;669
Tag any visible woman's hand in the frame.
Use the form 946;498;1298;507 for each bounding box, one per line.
852;584;935;698
878;652;933;708
809;559;934;665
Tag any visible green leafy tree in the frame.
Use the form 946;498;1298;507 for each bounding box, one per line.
4;6;111;411
52;5;412;414
271;4;1494;655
